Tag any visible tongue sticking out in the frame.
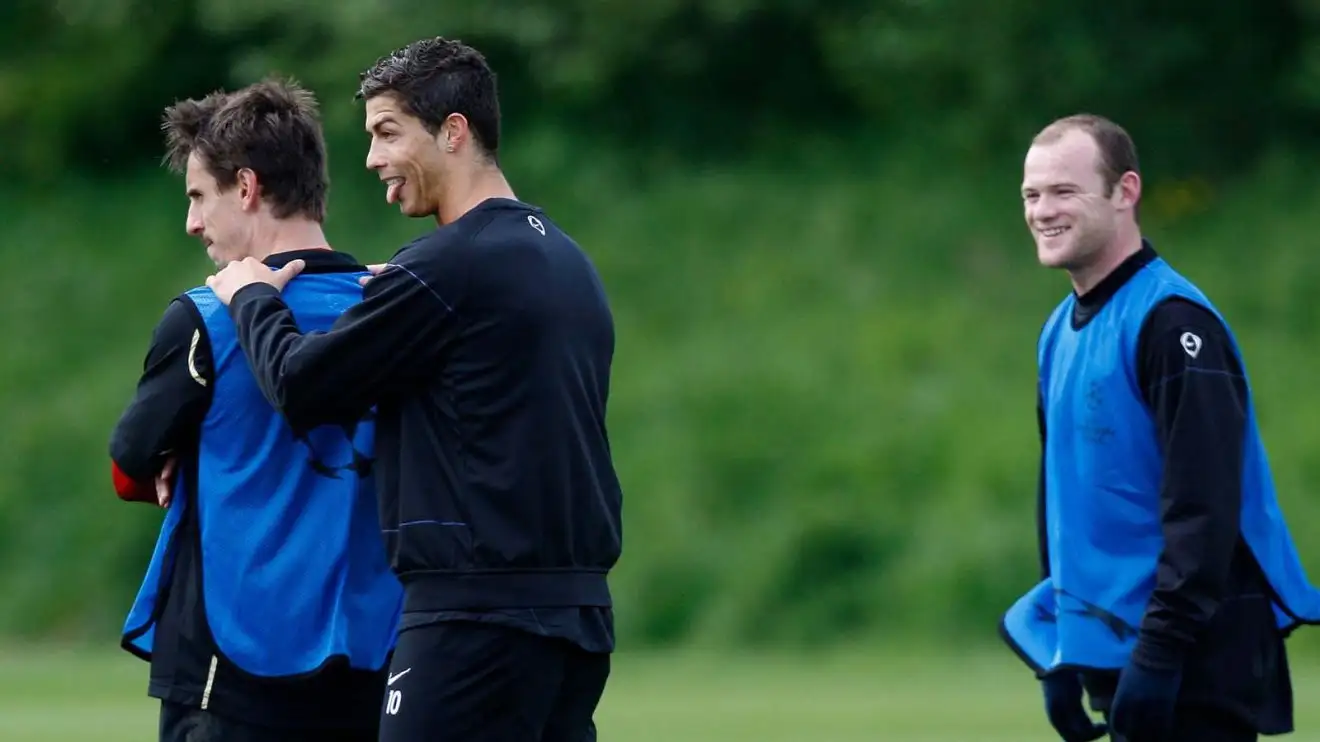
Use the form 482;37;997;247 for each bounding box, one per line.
386;180;403;204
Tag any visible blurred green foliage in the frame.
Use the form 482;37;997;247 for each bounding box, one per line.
7;0;1320;178
3;1;1320;653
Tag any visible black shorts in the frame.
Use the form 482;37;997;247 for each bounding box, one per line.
378;621;610;742
159;701;378;742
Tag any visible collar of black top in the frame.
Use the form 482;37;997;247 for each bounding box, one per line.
474;197;543;213
262;248;367;275
1074;238;1158;311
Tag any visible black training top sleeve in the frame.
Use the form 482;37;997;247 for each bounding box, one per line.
109;298;213;498
1131;297;1248;670
227;237;467;431
1036;391;1050;580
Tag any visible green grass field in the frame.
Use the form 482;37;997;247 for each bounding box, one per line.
1;645;1316;741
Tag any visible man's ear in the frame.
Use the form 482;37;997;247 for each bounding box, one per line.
237;168;261;211
1116;170;1141;211
440;113;470;153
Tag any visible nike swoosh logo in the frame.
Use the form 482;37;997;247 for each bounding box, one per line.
388;668;411;685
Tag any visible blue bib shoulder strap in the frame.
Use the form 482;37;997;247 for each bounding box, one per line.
184;285;220;316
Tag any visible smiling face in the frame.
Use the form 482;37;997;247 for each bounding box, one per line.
1021;128;1130;273
363;93;449;219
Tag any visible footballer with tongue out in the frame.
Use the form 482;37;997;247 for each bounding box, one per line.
364;57;510;222
206;36;623;742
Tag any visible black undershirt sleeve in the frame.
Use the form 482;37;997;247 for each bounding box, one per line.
1036;392;1050;580
109;299;213;499
1131;297;1248;671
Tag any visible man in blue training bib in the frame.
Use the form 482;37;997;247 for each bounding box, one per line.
999;113;1320;742
110;78;403;742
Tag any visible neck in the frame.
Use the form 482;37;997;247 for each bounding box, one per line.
247;218;331;261
436;160;516;226
1070;229;1143;296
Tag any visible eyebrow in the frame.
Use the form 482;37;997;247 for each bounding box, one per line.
368;116;397;132
186;188;202;198
1022;181;1081;193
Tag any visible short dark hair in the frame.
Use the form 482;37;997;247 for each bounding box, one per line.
1033;113;1140;196
162;78;330;222
356;37;501;159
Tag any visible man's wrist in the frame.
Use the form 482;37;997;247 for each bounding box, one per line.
1130;631;1188;674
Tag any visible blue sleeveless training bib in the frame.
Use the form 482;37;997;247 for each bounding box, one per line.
1001;257;1320;674
122;272;402;676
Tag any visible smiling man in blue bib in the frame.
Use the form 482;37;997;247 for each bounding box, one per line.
1000;113;1320;742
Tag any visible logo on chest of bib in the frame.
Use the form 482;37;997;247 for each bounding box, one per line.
1079;380;1116;444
